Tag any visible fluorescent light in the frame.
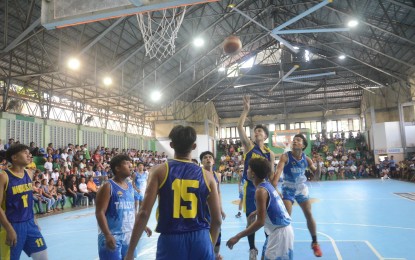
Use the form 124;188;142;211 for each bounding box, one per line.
218;67;226;72
151;91;161;101
339;55;346;60
241;57;255;68
103;76;112;86
293;46;300;50
365;86;380;89
347;20;359;28
193;38;204;47
67;57;80;70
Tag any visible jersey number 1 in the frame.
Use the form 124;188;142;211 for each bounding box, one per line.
172;179;199;218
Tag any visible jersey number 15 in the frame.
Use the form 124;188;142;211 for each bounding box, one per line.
172;179;199;219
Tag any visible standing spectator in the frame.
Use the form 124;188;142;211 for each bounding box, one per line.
4;138;14;150
84;144;91;162
389;156;397;178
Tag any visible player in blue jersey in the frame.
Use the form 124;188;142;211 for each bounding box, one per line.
227;157;294;260
200;151;226;260
235;169;245;218
272;134;322;257
95;154;151;260
126;125;222;260
238;96;275;260
132;162;148;208
0;144;48;260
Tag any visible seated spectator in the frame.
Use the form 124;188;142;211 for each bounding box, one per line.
66;175;83;207
44;157;53;174
26;157;37;172
48;179;63;211
56;179;67;209
87;176;98;197
78;177;95;205
51;168;60;184
39;179;55;213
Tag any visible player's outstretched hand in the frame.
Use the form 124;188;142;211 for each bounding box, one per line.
145;226;152;237
105;234;116;251
226;236;240;249
242;96;250;112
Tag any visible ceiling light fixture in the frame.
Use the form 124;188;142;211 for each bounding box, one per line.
347;20;359;28
193;37;204;47
67;57;80;70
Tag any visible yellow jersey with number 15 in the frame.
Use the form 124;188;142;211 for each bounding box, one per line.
155;159;211;234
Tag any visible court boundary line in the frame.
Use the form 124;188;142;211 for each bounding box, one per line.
392;192;415;202
292;221;415;231
295;227;342;260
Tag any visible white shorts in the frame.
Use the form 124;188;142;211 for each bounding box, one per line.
264;224;294;260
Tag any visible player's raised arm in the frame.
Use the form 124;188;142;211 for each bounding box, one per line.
272;153;287;188
307;156;321;175
237;96;253;151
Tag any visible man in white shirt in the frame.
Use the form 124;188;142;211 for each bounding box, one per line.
44;157;53;173
51;169;60;184
61;149;69;162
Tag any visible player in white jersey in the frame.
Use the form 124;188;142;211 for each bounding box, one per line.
95;155;151;260
272;134;322;257
132;162;149;208
227;157;294;260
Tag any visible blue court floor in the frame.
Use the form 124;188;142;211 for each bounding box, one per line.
21;179;415;260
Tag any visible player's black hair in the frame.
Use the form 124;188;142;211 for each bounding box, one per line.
249;157;271;180
294;134;308;151
110;154;131;175
5;144;30;163
254;124;269;138
168;125;197;155
200;151;214;162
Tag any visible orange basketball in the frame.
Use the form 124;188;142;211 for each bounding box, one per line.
223;35;242;55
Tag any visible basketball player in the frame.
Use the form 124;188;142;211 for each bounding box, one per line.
272;134;322;257
235;169;245;218
238;96;275;260
125;125;222;260
131;162;148;208
227;158;293;260
200;151;226;260
95;154;151;260
0;144;48;259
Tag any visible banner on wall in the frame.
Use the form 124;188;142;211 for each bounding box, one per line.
271;130;301;151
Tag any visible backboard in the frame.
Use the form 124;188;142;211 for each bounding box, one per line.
41;0;218;29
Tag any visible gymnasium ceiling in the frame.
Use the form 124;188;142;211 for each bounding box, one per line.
1;0;415;123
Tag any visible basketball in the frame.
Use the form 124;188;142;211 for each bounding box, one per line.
223;35;242;55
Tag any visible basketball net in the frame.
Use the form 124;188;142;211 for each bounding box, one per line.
136;7;186;60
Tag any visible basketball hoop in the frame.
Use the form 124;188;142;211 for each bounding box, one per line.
136;6;186;59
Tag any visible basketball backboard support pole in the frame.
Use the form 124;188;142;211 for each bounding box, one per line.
41;0;219;30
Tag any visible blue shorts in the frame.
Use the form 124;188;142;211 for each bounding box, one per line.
98;232;136;260
0;218;47;259
133;190;141;202
282;183;309;204
157;229;214;260
244;181;256;215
